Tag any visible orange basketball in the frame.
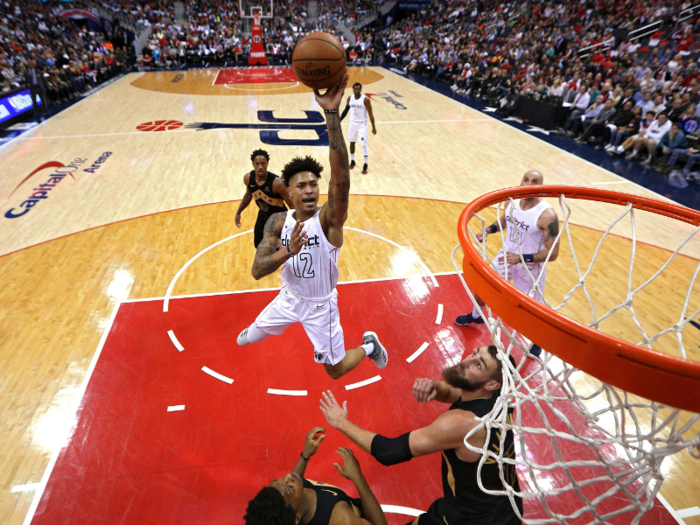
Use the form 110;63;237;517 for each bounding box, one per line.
292;32;347;90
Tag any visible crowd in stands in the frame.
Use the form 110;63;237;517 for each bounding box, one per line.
139;0;382;68
0;0;134;109
379;0;700;183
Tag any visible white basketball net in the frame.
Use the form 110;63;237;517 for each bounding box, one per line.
451;193;700;525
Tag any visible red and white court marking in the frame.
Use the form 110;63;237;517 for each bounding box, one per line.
25;275;678;525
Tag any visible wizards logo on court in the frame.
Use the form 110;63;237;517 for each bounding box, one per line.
136;111;329;146
5;152;113;219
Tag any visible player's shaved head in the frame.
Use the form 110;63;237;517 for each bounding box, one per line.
521;170;543;185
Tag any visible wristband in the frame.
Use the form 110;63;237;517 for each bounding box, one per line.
300;452;309;462
324;109;339;114
486;225;498;234
523;253;534;263
287;244;295;257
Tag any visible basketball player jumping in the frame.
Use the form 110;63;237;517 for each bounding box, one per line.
339;82;376;175
237;74;388;380
235;149;294;248
319;346;522;525
455;171;560;357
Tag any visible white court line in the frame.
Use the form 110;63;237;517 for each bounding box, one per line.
11;483;41;494
167;329;185;352
22;302;121;525
211;69;221;87
167;405;185;412
380;504;424;517
125;271;459;304
678;507;700;519
267;388;308;396
406;342;429;363
435;304;444;325
163;230;253;312
382;66;677;205
656;493;686;524
344;227;438;287
4;119;494;141
163;229;439;313
201;366;234;384
345;375;382;390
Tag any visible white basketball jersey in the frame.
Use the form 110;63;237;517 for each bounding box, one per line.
280;209;341;300
349;94;367;126
504;199;553;263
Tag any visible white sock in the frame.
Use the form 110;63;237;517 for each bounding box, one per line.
363;156;368;164
351;153;355;161
471;305;482;319
362;342;375;356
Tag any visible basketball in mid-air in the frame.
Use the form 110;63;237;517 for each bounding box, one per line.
292;32;347;90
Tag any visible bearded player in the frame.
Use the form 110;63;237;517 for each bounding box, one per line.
237;74;388;380
455;171;560;357
320;346;522;525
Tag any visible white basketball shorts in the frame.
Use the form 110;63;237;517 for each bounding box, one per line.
347;122;368;143
492;249;547;303
250;287;346;365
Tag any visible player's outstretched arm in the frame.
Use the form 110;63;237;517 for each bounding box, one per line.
333;448;388;525
251;214;308;279
413;378;461;404
408;410;480;458
291;427;326;478
315;74;350;247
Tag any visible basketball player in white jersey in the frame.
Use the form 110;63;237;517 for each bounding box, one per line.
237;74;388;380
339;82;376;175
455;171;560;357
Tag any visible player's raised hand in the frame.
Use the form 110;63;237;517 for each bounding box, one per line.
334;447;363;482
476;230;486;242
320;390;348;429
413;378;438;403
314;73;350;111
288;219;309;256
303;427;326;458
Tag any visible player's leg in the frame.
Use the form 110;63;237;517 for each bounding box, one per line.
455;249;507;326
348;124;358;169
513;264;547;357
359;126;369;174
303;296;387;379
237;289;297;346
253;212;267;248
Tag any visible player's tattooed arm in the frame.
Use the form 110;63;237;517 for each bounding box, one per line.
251;213;288;280
536;209;560;262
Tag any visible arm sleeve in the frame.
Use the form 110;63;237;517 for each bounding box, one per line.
370;432;413;466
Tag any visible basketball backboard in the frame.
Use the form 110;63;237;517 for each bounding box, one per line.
239;0;273;18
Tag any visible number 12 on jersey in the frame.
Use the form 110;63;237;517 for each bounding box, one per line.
292;252;315;278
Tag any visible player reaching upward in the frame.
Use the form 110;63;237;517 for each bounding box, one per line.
339;82;376;174
235;149;294;248
237;74;388;380
455;171;560;357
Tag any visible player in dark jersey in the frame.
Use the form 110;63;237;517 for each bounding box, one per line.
235;149;294;247
244;427;388;525
320;345;523;525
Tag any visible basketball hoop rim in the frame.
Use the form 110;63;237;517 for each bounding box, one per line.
458;185;700;413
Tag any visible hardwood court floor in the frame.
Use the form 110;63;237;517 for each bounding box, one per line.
1;67;698;524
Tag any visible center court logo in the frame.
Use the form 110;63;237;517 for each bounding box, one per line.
136;111;329;146
5;152;113;219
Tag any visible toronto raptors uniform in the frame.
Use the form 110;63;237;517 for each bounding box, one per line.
494;198;553;303
347;94;368;143
248;209;345;365
247;170;287;247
